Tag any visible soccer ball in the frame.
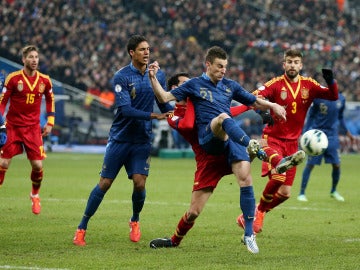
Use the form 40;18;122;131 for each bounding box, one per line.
300;129;328;156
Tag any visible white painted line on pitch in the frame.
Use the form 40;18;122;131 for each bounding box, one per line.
344;238;360;242
0;266;69;270
280;206;334;212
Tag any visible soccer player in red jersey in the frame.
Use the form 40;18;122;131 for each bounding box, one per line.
149;72;273;253
0;45;55;215
237;49;339;234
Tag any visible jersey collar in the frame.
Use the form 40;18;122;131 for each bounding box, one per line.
130;62;148;75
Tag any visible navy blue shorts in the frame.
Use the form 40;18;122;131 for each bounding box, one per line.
100;139;152;180
200;126;249;163
306;135;340;165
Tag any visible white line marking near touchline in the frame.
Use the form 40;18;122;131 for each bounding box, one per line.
0;265;70;270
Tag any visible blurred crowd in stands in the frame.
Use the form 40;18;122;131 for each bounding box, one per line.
1;0;359;98
1;0;359;149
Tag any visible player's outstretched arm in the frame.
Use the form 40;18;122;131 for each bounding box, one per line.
149;61;176;103
253;98;286;121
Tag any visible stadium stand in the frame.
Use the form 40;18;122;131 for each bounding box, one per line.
0;0;359;150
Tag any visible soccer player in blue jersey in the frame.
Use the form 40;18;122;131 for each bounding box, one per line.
297;92;355;202
148;46;287;254
73;35;173;246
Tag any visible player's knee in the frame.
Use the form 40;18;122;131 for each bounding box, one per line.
218;112;231;120
132;174;146;190
277;187;291;198
99;177;113;191
0;159;10;169
236;174;252;186
31;169;43;183
186;210;200;222
276;191;290;201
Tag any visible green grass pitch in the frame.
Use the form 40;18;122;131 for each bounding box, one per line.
0;152;359;270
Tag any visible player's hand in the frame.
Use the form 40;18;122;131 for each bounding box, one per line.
42;124;53;137
322;68;334;85
0;124;7;148
151;111;172;120
272;103;286;121
167;111;175;119
259;111;274;126
148;61;160;79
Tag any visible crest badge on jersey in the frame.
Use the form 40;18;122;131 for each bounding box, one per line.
39;82;45;93
280;88;287;100
301;88;309;99
17;80;24;92
131;87;136;99
115;84;122;92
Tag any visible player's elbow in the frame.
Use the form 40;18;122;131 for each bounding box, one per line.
157;93;174;103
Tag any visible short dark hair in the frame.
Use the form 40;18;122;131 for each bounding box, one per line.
284;49;303;60
22;45;39;58
127;35;148;56
205;46;227;64
167;72;190;90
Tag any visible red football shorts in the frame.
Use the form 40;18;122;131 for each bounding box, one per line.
1;124;46;160
261;136;299;186
193;153;232;191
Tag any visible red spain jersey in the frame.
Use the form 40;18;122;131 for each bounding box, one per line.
0;70;55;127
257;75;338;140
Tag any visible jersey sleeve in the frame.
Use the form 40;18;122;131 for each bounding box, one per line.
177;98;195;131
313;81;338;101
338;95;348;133
44;76;55;126
113;74;131;107
232;82;257;106
167;99;195;132
230;105;250;117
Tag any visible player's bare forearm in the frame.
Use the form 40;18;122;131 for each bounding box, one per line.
253;98;286;121
151;111;173;120
148;61;176;103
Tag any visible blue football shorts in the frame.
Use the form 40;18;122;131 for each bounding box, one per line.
199;125;250;162
306;135;340;165
100;139;152;180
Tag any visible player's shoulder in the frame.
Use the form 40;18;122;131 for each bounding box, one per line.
113;65;132;84
221;77;238;87
5;70;22;83
38;71;51;81
300;75;320;86
264;75;284;87
116;64;132;76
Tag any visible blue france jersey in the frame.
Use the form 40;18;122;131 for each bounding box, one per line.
304;93;347;139
171;73;256;137
109;62;171;143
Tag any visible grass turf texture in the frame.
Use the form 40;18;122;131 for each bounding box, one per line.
0;152;359;270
